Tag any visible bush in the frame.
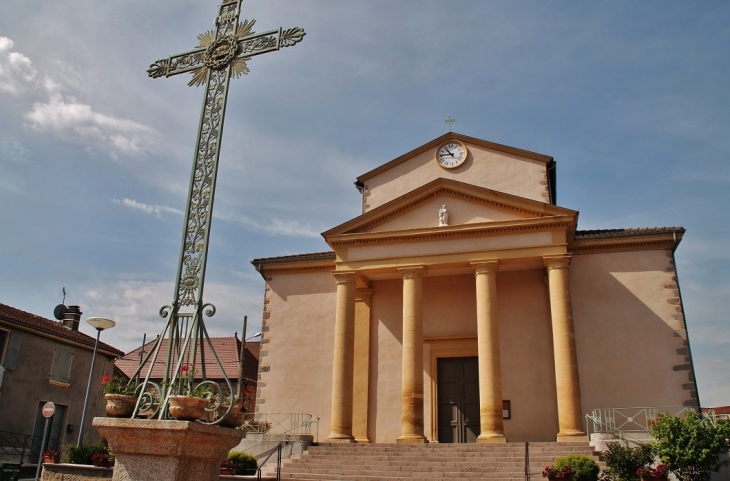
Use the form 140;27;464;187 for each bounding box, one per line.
601;442;654;481
65;443;108;465
650;411;730;481
555;454;600;481
227;451;257;475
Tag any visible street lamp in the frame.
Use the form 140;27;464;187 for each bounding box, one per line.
77;317;115;447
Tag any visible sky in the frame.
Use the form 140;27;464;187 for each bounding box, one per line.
1;1;729;407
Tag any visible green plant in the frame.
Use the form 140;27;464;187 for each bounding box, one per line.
543;465;573;478
227;451;257;475
65;443;108;465
601;442;654;481
101;375;136;396
166;364;211;398
555;454;600;481
649;411;730;481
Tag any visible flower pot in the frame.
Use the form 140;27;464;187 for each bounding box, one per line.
42;455;60;464
548;477;573;481
93;458;111;468
641;477;668;481
220;467;235;475
105;394;137;417
168;395;208;421
218;405;245;428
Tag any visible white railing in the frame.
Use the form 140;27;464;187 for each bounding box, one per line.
242;412;317;437
586;406;706;435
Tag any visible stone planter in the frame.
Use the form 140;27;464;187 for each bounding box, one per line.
105;394;137;417
168;395;208;421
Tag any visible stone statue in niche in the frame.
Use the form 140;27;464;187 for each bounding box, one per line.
438;205;449;226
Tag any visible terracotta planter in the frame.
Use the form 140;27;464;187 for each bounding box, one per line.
218;405;245;428
92;458;111;468
105;393;137;417
42;455;60;464
168;395;208;421
220;467;235;475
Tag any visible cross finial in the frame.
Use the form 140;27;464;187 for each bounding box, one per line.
445;116;456;132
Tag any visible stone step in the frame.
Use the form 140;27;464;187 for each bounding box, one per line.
275;442;604;481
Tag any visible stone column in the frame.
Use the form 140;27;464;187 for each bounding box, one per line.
328;272;356;442
473;261;506;443
544;255;587;442
397;266;428;443
353;288;373;443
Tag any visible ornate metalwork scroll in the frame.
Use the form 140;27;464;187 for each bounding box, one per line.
128;0;305;424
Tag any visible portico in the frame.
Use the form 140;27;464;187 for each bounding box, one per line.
322;177;586;443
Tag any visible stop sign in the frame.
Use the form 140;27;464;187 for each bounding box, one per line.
42;402;55;418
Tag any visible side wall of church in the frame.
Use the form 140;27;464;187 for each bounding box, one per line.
255;271;338;434
571;249;697;413
362;145;548;212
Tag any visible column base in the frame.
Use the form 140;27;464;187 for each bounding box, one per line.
397;435;428;444
477;434;507;444
556;434;588;443
327;434;355;443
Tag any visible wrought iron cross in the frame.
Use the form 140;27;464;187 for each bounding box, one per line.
130;0;305;422
148;0;304;311
445;116;456;132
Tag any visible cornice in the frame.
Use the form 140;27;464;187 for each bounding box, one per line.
572;234;677;254
257;259;335;277
328;216;576;249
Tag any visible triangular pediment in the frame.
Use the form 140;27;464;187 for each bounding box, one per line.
323;178;576;238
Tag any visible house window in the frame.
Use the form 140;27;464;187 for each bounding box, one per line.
49;346;74;385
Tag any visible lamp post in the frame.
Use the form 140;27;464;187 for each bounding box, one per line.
77;317;115;447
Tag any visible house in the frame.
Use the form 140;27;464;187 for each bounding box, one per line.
251;132;698;444
115;335;260;412
0;303;123;458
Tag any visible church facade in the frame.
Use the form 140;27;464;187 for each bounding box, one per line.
251;133;697;444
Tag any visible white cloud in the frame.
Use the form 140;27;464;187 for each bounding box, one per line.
0;140;29;163
0;37;37;95
113;198;183;218
217;211;323;238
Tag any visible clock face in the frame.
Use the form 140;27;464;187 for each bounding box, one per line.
436;142;467;169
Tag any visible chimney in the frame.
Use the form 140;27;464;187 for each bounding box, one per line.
62;305;82;331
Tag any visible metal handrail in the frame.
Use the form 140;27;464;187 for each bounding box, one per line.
256;442;283;481
586;406;710;441
0;430;59;464
525;442;530;481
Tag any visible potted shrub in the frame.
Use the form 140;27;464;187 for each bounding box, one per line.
554;455;600;481
636;464;668;481
102;375;138;417
600;442;654;481
227;451;258;476
66;443;109;466
42;448;61;464
543;465;573;480
220;459;236;475
91;451;112;468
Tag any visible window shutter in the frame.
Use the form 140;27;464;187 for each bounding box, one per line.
3;331;22;371
50;346;74;384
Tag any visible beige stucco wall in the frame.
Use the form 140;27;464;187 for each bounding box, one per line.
571;249;696;411
363;143;548;212
257;248;695;443
256;271;338;436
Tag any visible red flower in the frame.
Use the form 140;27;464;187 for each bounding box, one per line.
101;375;111;384
181;364;189;373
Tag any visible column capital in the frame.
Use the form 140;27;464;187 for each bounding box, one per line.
332;271;357;285
355;289;373;302
544;254;572;269
471;260;499;275
398;265;427;279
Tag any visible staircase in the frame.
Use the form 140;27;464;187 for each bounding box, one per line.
271;442;603;480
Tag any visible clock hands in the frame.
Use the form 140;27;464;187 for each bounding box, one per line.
440;148;455;158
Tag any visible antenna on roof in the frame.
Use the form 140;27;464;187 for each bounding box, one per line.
53;287;68;321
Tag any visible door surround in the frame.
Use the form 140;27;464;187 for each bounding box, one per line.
425;336;478;443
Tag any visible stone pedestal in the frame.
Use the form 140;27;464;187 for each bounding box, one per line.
93;417;244;481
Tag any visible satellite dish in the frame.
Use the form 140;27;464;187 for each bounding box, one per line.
53;304;67;321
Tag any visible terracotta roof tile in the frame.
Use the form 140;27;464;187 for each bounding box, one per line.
0;303;124;357
575;227;684;240
115;336;258;382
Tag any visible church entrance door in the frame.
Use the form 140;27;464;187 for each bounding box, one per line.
437;357;480;443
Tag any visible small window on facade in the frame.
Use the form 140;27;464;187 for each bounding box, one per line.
49;346;74;385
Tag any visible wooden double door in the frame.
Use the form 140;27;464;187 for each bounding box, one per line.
437;357;480;443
